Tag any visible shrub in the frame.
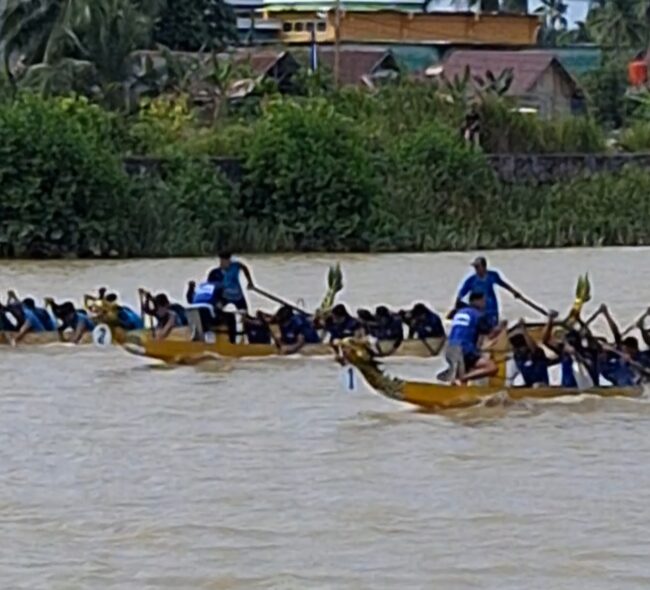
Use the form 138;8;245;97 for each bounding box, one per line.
240;98;377;250
0;95;130;257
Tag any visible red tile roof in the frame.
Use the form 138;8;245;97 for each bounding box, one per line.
442;50;576;96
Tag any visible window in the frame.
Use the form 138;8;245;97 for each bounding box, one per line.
306;22;314;32
316;21;326;31
294;21;304;32
282;22;292;32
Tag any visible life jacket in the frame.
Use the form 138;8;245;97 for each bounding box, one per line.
448;307;481;355
117;306;144;331
192;282;219;305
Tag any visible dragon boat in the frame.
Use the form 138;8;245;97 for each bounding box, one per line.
336;336;644;411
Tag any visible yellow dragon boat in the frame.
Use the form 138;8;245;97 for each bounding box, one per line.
121;331;446;363
0;326;191;347
336;337;644;411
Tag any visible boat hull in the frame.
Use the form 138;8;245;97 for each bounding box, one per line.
397;380;644;411
122;334;446;363
0;327;192;347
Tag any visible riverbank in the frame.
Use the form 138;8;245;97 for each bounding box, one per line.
2;94;650;258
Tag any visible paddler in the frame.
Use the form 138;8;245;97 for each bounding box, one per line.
275;305;320;354
446;292;506;383
49;300;95;344
3;296;57;344
323;304;363;341
7;292;56;332
141;292;188;340
595;305;643;386
451;256;522;329
508;319;556;387
400;303;445;340
102;293;144;331
542;312;598;388
207;252;255;311
242;313;272;344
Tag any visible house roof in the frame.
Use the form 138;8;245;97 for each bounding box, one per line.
232;48;295;76
441;50;578;96
318;48;400;86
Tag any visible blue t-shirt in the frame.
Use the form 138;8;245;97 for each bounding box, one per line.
411;310;445;339
70;311;95;332
560;355;578;388
33;307;56;331
208;262;243;302
23;307;46;332
601;356;637;387
448;307;490;355
117;306;144;331
325;316;361;340
458;270;506;320
372;316;403;341
281;314;320;345
514;351;550;387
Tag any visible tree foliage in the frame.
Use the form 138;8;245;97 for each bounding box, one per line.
152;0;237;52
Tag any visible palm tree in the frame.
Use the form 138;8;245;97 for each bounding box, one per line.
0;0;163;79
587;0;646;53
18;0;160;110
534;0;569;46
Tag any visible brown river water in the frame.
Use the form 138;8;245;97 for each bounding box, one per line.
1;248;650;589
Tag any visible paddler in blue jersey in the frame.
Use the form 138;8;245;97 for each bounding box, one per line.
207;252;255;311
141;292;188;341
49;300;96;344
446;292;506;383
508;319;557;387
6;291;57;332
3;296;57;344
323;304;363;342
275;305;321;354
400;303;445;340
451;256;523;329
103;293;144;331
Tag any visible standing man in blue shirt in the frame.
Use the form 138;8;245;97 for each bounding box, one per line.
450;256;523;329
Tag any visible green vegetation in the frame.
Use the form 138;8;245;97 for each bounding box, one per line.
2;0;650;257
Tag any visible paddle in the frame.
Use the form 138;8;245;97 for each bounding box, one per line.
620;309;650;337
250;286;309;315
514;293;549;317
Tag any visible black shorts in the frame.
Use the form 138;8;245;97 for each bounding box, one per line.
464;353;480;371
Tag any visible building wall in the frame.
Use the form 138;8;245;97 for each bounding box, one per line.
269;11;540;45
528;65;575;117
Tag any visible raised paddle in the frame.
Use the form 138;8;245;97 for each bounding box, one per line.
251;286;309;315
514;293;549;317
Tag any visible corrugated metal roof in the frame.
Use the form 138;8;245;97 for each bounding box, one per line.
442;50;571;95
318;47;399;85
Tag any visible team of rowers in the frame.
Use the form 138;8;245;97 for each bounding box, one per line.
2;252;649;388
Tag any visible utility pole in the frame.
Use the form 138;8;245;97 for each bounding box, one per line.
334;0;341;88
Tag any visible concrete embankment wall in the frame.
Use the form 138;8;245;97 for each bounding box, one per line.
124;153;650;185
